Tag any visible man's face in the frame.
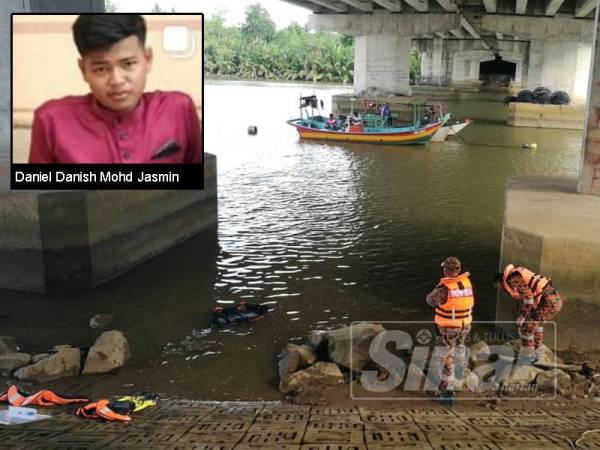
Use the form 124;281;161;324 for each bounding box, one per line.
79;35;152;113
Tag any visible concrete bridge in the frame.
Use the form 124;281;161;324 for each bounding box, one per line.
284;0;596;101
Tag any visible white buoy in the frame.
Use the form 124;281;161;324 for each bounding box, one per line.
523;143;538;149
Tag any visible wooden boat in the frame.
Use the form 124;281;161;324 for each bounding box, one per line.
287;96;449;145
430;118;473;143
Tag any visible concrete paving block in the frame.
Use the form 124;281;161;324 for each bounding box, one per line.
178;432;245;446
188;421;252;433
172;444;235;450
310;414;363;423
480;429;555;444
239;430;304;446
495;442;568;450
312;407;360;416
498;407;549;416
405;407;458;418
247;421;308;432
306;422;364;431
430;443;500;450
303;428;364;444
300;445;367;450
364;428;429;447
110;431;186;446
256;411;310;422
460;416;515;428
360;411;414;424
417;422;477;434
234;446;300;450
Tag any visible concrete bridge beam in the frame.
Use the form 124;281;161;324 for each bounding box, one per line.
371;0;402;11
515;0;527;14
545;0;565;16
339;0;373;11
308;12;461;35
576;0;596;18
307;0;348;12
482;0;497;13
480;14;592;41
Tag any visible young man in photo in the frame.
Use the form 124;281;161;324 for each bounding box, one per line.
28;14;202;164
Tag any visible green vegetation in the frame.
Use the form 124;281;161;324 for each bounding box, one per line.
205;4;353;83
204;4;421;85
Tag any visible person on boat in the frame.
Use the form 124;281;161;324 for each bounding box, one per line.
380;103;391;126
494;265;563;363
326;113;337;130
426;256;474;405
349;111;362;125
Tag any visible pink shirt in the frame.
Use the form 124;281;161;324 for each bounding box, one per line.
28;91;202;164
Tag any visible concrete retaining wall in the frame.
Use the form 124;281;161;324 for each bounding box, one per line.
497;176;600;351
0;153;217;293
507;102;585;129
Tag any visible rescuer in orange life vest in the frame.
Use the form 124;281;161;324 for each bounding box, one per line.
495;264;563;362
426;256;474;404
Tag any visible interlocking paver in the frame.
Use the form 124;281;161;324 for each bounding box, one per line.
3;399;600;450
239;430;305;446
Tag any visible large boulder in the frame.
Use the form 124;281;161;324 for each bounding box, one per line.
0;337;18;355
83;330;130;375
278;348;301;381
13;348;80;382
537;345;564;365
0;353;31;374
280;362;343;394
327;323;386;372
288;344;317;366
503;364;542;385
535;369;570;393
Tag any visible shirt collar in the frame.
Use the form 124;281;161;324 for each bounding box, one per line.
89;93;146;126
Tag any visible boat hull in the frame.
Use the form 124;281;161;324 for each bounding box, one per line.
287;120;442;145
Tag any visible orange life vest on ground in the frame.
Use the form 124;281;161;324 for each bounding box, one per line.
76;399;132;422
1;385;88;407
434;272;474;328
502;264;551;306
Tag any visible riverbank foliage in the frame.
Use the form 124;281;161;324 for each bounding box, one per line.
205;4;421;85
205;5;353;83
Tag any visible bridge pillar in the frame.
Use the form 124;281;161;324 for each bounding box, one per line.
526;40;591;102
354;34;412;95
419;39;446;86
579;13;600;195
495;10;600;351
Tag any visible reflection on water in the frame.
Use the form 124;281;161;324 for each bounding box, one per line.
0;81;582;400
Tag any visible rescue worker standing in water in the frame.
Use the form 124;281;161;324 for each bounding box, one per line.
495;264;563;362
426;256;474;404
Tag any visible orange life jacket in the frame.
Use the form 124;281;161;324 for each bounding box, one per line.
435;272;474;328
2;385;88;407
77;399;132;422
502;264;551;306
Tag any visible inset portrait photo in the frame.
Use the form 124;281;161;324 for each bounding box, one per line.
12;13;204;189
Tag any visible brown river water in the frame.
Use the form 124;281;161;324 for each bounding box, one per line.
0;80;582;400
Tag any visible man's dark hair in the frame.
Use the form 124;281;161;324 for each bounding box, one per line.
73;14;146;56
494;272;504;283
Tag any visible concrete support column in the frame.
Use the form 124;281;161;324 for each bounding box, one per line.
526;40;591;102
579;10;600;195
354;34;412;96
417;39;445;85
430;39;445;85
